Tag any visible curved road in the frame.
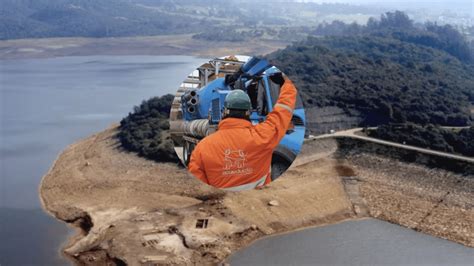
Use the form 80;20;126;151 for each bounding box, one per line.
311;128;474;163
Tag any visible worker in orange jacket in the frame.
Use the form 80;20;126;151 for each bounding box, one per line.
188;73;297;191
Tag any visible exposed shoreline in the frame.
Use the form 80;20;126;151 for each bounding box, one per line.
38;130;105;261
0;34;289;60
39;125;473;265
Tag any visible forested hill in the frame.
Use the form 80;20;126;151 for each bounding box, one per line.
267;14;474;127
0;0;212;39
313;11;474;63
0;0;377;40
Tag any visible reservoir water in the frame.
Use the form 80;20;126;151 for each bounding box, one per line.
0;55;204;265
2;55;473;265
229;219;474;265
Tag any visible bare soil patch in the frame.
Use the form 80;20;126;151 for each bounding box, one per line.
40;125;473;265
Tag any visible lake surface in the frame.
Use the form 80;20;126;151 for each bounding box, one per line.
0;55;205;265
228;219;474;266
2;56;473;266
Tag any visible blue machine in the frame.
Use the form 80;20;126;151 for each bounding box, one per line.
181;57;306;180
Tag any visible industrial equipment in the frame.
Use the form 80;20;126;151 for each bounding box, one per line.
170;56;306;180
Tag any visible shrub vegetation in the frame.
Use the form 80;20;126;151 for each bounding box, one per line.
118;94;178;162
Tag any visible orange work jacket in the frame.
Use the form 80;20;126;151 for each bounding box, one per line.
188;78;297;191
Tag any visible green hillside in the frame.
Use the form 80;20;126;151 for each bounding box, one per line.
0;0;378;40
0;0;212;39
267;36;473;126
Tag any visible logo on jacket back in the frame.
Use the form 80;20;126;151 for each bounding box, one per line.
222;149;253;175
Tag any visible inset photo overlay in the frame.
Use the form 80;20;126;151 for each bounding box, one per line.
170;55;305;191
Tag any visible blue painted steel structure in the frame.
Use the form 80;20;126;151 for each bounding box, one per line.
181;57;306;179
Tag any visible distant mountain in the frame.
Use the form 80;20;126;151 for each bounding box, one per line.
0;0;215;39
0;0;381;40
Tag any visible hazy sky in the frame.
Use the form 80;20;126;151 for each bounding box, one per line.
297;0;471;4
297;0;473;15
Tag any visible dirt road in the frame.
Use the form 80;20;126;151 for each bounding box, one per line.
315;128;474;163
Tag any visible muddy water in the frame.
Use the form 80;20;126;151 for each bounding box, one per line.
0;55;204;265
229;219;474;265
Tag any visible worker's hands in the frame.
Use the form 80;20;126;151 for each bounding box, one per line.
269;72;285;86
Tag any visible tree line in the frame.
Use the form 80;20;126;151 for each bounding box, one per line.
313;11;474;63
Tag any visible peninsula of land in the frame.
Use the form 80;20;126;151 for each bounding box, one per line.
40;124;473;265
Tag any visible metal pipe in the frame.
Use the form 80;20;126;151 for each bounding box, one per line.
187;96;198;106
182;90;197;102
183;119;210;138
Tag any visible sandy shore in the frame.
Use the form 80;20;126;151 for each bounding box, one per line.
39;125;473;265
0;35;289;60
